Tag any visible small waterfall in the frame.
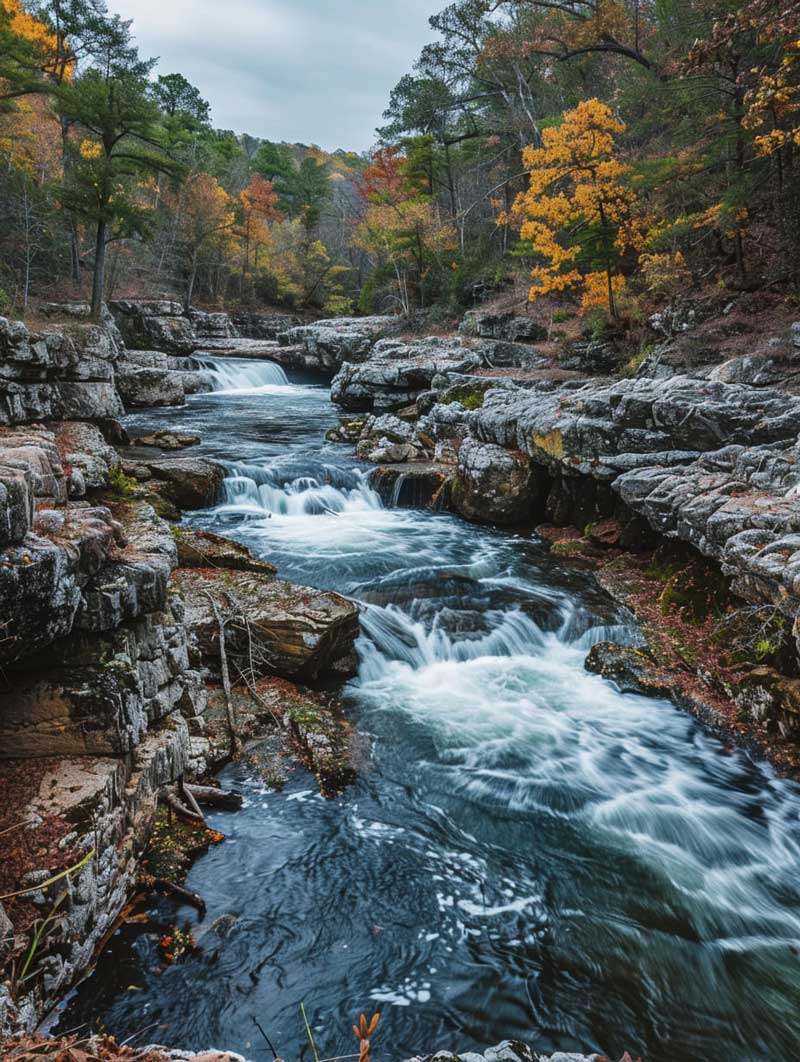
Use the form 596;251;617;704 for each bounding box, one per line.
562;616;648;651
389;473;406;509
217;460;383;517
359;602;550;678
194;355;289;393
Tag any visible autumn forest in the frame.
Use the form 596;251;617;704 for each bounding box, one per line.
0;0;799;333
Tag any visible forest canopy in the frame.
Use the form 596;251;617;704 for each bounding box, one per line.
0;0;797;323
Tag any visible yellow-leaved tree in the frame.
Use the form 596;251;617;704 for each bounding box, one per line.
511;99;644;318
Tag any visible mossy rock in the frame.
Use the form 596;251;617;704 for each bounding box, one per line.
659;560;729;623
440;383;487;410
585;642;670;697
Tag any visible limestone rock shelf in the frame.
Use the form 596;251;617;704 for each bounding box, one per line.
0;306;362;1038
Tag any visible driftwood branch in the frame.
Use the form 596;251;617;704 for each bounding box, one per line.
163;786;204;824
151;878;206;916
184;783;243;811
179;777;206;823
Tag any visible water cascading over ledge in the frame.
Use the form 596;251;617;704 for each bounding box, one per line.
194;356;290;393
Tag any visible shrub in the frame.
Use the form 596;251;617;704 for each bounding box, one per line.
108;465;139;497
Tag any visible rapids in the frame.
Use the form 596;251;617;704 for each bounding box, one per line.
58;358;800;1061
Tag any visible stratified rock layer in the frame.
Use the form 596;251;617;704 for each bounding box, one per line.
0;315;124;426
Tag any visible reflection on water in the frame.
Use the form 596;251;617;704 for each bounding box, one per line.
60;364;800;1062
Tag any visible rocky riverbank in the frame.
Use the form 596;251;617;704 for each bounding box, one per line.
5;293;800;1058
3;1034;611;1062
0;305;361;1038
319;301;800;766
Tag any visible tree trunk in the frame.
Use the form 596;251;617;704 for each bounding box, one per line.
59;115;82;290
185;251;198;313
91;221;107;320
606;266;617;320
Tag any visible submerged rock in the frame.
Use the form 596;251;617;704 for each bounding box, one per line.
584;641;672;697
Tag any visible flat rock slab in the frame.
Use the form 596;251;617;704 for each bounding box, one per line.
173;568;360;681
176;528;277;575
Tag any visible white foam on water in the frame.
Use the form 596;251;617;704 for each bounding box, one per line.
352;598;800;957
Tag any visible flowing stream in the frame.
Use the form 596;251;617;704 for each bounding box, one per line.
59;358;800;1061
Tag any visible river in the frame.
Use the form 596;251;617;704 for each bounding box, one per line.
58;358;800;1061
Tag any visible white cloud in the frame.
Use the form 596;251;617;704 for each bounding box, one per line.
114;0;437;150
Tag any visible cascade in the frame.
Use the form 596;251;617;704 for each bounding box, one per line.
194;355;290;392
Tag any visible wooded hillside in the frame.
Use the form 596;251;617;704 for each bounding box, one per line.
0;0;798;327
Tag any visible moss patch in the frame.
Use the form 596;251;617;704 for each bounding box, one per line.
139;808;224;888
441;387;485;410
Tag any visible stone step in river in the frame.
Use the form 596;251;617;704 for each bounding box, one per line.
57;359;800;1062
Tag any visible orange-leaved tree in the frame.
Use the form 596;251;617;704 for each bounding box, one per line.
511;98;644;318
237;174;281;300
355;145;455;316
0;0;60;102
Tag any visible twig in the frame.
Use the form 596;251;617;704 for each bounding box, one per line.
253;1018;279;1060
201;589;241;756
301;1002;321;1062
0;850;94;901
0;820;33;839
118;1021;169;1047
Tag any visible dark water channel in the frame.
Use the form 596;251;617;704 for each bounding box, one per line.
58;359;800;1061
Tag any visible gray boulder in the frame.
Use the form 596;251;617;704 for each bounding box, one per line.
141;457;224;510
332;337;484;411
54;421;116;493
233;311;303;339
0;602;196;757
0;316;124;426
280;315;400;372
461;311;548;343
116;365;186;408
451;436;547;525
110;299;196;353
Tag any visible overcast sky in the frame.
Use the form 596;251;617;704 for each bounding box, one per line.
114;0;438;152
